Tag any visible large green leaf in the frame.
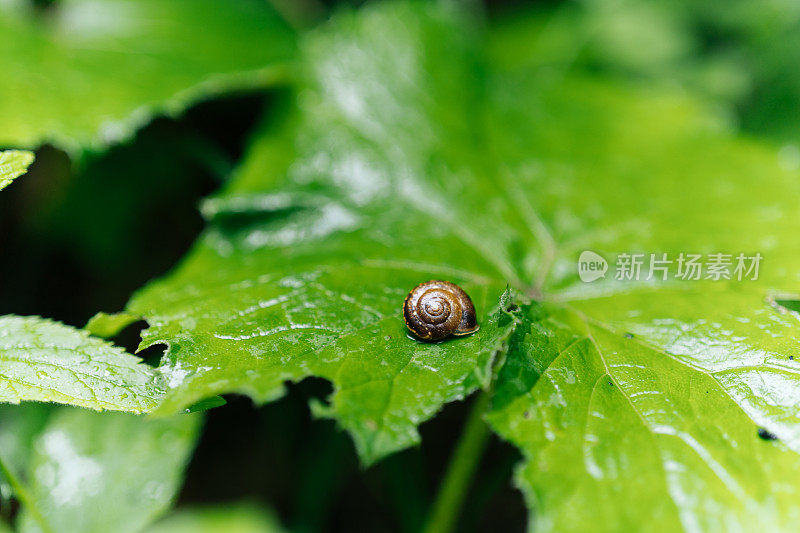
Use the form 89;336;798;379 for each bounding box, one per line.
14;407;200;533
479;68;800;529
0;315;164;412
0;0;294;151
119;2;520;464
117;1;800;528
0;150;34;191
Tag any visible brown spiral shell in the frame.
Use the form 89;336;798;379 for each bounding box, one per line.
403;280;479;341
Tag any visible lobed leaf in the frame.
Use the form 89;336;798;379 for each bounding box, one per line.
124;2;518;464
116;1;800;529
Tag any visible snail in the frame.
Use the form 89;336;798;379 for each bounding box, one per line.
403;280;479;341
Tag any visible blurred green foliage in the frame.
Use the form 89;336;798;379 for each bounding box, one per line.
496;0;800;143
3;1;800;532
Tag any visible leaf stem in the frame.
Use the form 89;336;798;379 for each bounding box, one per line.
422;392;491;533
0;453;51;533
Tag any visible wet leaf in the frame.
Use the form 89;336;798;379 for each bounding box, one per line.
125;2;516;464
484;50;800;532
119;1;800;528
0;0;294;151
0;150;34;192
0;315;164;412
16;408;200;533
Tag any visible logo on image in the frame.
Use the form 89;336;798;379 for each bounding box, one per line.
576;250;762;283
578;251;608;282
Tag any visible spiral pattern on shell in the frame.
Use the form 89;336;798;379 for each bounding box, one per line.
403;280;479;341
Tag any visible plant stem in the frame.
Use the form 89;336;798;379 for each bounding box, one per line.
0;454;51;533
423;391;492;533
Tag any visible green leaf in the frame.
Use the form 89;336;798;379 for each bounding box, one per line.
0;315;164;412
121;1;800;528
125;2;517;464
488;302;800;532
0;0;294;152
15;408;200;533
149;504;286;533
481;59;800;532
0;150;34;191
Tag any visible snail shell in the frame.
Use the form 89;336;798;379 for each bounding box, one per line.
403;280;479;341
